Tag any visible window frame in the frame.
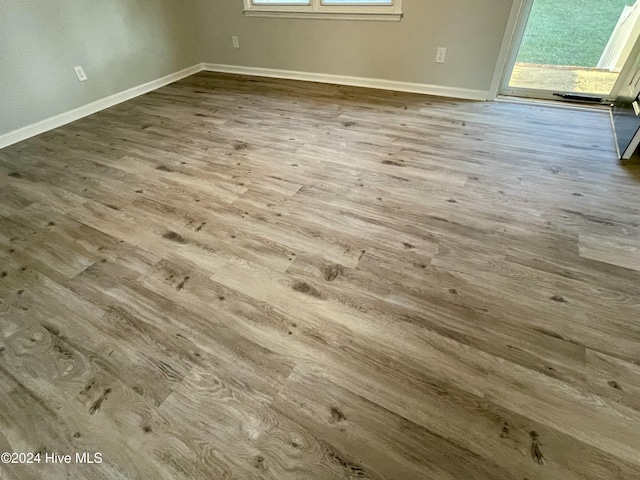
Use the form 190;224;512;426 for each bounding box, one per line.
242;0;403;22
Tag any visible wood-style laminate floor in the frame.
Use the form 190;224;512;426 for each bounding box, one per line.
1;72;640;480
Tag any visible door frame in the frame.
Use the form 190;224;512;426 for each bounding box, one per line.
489;0;640;101
488;0;530;100
610;29;640;99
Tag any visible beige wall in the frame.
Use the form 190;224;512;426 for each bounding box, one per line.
1;0;515;138
192;0;513;92
0;0;198;135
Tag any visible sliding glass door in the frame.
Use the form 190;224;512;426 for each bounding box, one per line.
501;0;640;100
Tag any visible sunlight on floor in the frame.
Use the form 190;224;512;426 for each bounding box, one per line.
509;63;619;96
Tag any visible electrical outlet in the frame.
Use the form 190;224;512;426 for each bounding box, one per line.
73;66;88;82
232;36;239;49
436;47;447;64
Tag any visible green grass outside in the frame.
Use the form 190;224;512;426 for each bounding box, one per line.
516;0;636;66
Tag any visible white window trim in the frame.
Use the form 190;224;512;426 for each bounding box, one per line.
242;0;403;22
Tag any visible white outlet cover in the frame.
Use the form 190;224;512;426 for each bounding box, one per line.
74;66;88;82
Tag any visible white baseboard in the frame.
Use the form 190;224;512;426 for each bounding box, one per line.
0;64;205;150
202;63;489;101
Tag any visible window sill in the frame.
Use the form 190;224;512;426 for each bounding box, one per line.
242;10;403;22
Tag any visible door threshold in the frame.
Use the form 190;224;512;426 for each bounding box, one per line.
495;95;611;113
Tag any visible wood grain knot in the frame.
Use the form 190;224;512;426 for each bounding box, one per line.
51;341;74;359
80;379;96;395
320;440;367;476
176;276;190;291
292;281;322;298
42;322;61;337
529;431;544;465
550;295;567;303
381;160;404;166
89;388;112;415
329;406;347;424
162;231;188;244
253;455;266;470
323;264;343;282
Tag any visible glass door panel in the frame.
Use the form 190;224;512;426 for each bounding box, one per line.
502;0;640;99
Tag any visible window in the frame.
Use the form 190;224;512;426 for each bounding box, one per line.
242;0;403;21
